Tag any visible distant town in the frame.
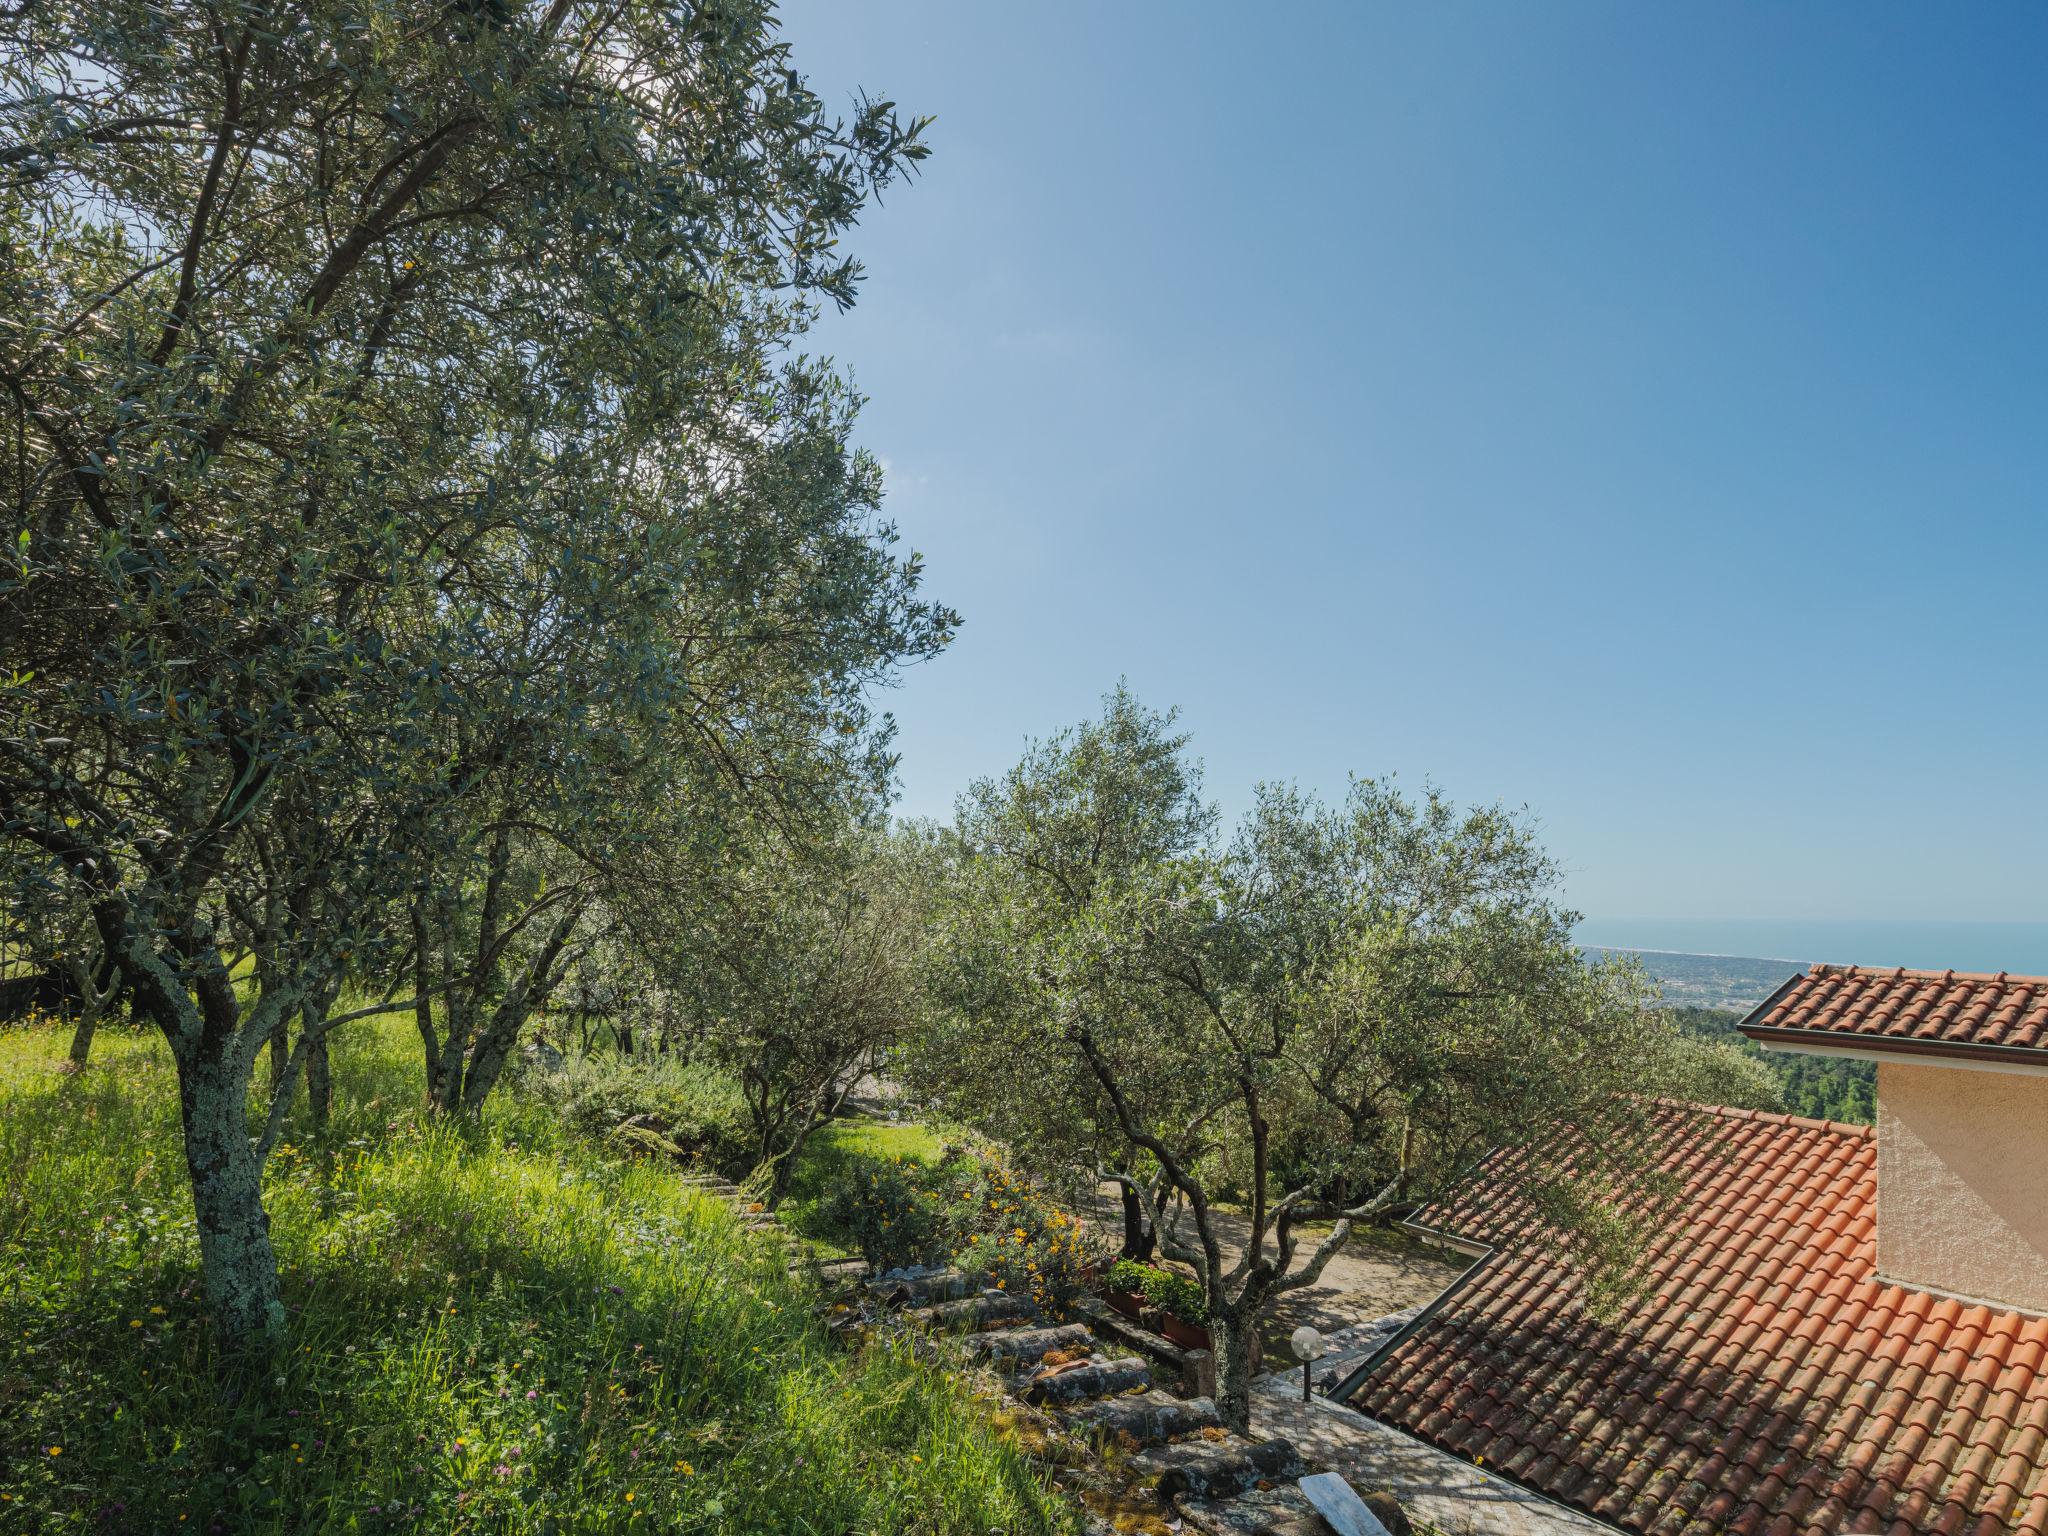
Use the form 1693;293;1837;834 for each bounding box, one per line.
1580;947;1804;1011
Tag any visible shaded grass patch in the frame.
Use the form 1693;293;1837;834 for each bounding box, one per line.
0;1021;1075;1535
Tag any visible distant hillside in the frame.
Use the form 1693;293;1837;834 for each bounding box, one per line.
1582;947;1806;1012
1577;948;1871;1122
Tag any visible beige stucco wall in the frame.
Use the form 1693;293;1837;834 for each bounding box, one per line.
1877;1059;2048;1314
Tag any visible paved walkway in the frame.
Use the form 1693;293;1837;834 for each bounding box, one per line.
1251;1387;1611;1536
1249;1332;1613;1536
1075;1190;1605;1533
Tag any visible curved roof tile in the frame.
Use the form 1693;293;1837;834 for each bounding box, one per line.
1349;1102;2048;1535
1740;966;2048;1058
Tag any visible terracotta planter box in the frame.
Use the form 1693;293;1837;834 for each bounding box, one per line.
1158;1312;1212;1352
1101;1287;1146;1322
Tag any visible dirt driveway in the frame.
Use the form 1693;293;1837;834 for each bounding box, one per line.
1080;1185;1464;1354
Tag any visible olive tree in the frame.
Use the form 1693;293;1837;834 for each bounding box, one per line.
0;0;946;1347
0;872;124;1067
922;694;1777;1431
907;688;1219;1251
642;821;931;1204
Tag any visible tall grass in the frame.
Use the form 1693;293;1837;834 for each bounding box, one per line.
0;1020;1076;1535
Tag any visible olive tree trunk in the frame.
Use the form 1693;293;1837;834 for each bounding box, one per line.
60;949;121;1071
176;1048;288;1345
65;1012;97;1071
1118;1182;1147;1258
1207;1305;1260;1436
418;902;585;1115
306;1027;332;1132
99;912;300;1353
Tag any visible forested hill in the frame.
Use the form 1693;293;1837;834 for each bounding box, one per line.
1670;1006;1876;1125
1578;948;1872;1123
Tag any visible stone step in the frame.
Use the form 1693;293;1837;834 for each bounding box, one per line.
970;1321;1095;1369
1020;1354;1151;1405
1175;1484;1332;1536
1136;1436;1304;1502
1075;1297;1189;1365
907;1290;1039;1331
1183;1482;1405;1536
866;1267;975;1307
1064;1389;1224;1448
1074;1296;1215;1396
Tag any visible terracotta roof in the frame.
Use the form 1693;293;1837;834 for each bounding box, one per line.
1739;964;2048;1060
1348;1102;2048;1536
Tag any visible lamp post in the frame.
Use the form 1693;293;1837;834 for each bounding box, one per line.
1290;1324;1327;1403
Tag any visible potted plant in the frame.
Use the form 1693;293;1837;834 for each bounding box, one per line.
1099;1259;1212;1348
1101;1258;1152;1322
1141;1265;1211;1350
1156;1309;1211;1352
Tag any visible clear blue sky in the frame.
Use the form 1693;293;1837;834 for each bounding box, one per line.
782;1;2048;929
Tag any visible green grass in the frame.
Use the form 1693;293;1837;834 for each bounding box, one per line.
780;1118;949;1259
0;1020;1076;1535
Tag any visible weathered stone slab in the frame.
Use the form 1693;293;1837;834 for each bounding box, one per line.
1075;1298;1224;1396
909;1290;1039;1330
971;1321;1096;1367
1175;1484;1329;1536
1066;1389;1224;1447
865;1266;973;1306
1021;1355;1151;1405
1140;1436;1303;1501
1250;1516;1335;1536
1297;1473;1393;1536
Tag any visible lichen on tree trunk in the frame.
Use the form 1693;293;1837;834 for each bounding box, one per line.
177;1052;287;1347
1208;1306;1257;1435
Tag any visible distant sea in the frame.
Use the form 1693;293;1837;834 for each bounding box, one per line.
1573;919;2048;977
